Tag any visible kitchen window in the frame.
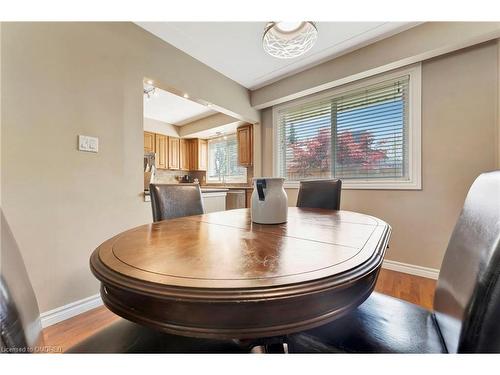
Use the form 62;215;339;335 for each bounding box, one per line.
273;65;421;189
207;134;247;183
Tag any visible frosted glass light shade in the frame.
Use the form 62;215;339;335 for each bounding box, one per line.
262;22;318;59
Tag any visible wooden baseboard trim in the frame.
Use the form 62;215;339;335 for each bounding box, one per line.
382;259;440;280
40;293;103;328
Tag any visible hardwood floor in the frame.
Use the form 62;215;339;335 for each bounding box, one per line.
374;269;436;310
43;304;120;352
42;269;437;352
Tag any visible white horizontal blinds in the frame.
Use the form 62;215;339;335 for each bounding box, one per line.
277;99;333;180
207;134;247;182
277;75;410;181
333;76;409;179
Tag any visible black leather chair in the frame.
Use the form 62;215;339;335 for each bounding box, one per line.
0;210;247;353
67;321;247;353
288;170;500;353
296;179;342;210
149;183;205;222
0;212;44;353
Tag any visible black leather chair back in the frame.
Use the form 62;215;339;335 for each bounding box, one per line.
296;179;342;210
433;170;500;353
149;183;205;222
0;211;44;352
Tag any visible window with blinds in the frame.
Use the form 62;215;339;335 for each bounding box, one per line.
276;75;411;184
207;134;247;183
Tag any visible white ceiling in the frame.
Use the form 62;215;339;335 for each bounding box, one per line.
136;22;419;89
143;86;216;125
186;121;243;140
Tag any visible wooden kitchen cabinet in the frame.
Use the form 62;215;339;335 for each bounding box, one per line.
144;131;207;172
237;124;253;166
188;139;208;171
168;137;180;170
155;134;168;169
245;190;253;208
179;139;190;171
144;131;155;153
198;139;208;171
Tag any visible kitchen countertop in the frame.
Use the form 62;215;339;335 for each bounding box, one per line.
203;185;253;190
144;184;251;201
144;187;230;197
200;188;229;193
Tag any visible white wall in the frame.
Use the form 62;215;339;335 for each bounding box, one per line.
1;22;257;312
260;42;499;270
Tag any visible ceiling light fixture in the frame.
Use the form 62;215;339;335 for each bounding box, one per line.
262;21;318;59
143;86;156;99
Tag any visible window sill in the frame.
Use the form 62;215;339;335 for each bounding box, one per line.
283;179;422;190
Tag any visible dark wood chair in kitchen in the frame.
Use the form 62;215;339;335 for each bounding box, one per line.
0;210;247;353
149;183;205;222
296;179;342;210
287;170;500;353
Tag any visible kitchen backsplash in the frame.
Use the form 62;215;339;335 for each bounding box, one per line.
152;169;186;184
149;166;253;187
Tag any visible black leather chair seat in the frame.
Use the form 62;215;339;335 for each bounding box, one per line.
67;319;249;353
288;292;446;353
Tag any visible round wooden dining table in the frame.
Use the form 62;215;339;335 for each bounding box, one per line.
90;207;391;340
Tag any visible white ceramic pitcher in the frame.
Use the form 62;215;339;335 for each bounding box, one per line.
251;177;288;224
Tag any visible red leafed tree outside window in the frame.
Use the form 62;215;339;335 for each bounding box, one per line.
286;127;387;180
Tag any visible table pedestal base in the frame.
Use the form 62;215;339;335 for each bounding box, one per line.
235;337;289;354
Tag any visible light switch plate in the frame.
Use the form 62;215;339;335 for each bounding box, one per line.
78;135;99;153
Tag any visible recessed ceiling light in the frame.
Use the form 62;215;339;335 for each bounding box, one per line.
183;93;189;99
263;21;318;59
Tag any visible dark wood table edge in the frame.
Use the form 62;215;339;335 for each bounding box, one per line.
90;224;390;300
89;223;391;339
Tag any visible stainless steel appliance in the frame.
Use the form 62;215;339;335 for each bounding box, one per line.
144;152;156;191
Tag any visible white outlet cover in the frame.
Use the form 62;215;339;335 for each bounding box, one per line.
78;135;99;153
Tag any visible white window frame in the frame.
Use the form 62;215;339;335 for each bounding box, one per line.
272;64;422;190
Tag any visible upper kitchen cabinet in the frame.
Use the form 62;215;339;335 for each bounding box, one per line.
180;139;190;171
155;134;168;169
144;131;155;153
168;137;180;170
237;124;253;167
189;139;208;171
198;139;208;171
143;131;208;172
